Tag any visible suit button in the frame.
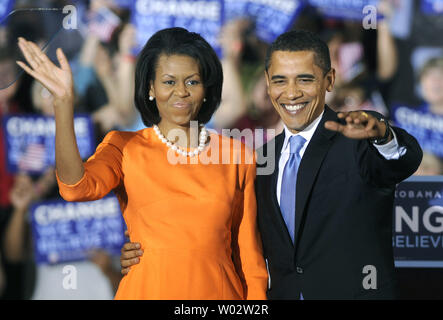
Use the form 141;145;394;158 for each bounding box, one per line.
296;267;304;274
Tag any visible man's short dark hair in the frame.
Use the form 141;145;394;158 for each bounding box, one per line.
134;27;223;126
265;30;331;75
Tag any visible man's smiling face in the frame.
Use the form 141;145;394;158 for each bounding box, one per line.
265;50;335;134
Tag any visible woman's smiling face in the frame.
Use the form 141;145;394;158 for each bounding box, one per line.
150;54;206;130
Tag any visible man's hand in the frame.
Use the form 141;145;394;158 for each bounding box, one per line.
120;230;143;275
324;111;392;143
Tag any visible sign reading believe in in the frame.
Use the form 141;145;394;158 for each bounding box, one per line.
31;195;126;265
393;176;443;268
2;114;95;174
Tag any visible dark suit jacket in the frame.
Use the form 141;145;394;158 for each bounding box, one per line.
256;106;422;299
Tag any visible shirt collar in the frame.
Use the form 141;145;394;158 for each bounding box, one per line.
281;111;324;154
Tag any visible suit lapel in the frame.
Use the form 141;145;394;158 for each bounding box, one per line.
294;106;338;248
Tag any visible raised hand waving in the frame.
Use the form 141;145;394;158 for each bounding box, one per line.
16;37;84;185
16;37;74;108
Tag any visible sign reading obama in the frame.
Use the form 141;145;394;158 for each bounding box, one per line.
393;177;443;268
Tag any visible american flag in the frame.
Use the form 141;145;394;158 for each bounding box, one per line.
18;143;47;172
88;7;121;42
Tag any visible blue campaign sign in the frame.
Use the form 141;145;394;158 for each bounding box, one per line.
421;0;443;15
31;195;127;265
131;0;224;56
224;0;305;44
308;0;379;20
112;0;133;8
2;114;95;174
392;105;443;159
393;176;443;268
0;0;14;25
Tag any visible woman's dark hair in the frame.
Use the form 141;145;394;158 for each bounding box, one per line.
134;27;223;126
265;29;331;75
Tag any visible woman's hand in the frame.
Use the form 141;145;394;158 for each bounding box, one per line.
16;38;74;109
17;38;84;185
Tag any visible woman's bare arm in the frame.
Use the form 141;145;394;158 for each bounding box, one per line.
16;38;84;184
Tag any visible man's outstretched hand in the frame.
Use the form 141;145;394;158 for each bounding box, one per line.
325;111;392;143
120;230;143;275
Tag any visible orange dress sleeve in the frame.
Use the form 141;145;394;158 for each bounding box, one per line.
56;131;125;202
231;149;268;300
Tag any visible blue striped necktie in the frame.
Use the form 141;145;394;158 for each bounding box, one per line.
280;135;306;243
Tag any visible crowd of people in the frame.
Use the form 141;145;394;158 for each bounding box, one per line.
0;0;441;300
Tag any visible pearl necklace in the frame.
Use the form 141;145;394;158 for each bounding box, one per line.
153;124;207;157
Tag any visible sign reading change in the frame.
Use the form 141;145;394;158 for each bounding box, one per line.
2;114;95;174
31;195;127;265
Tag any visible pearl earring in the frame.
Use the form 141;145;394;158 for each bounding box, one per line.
149;96;154;101
203;98;206;102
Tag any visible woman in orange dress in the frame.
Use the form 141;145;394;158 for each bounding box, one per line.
17;28;268;299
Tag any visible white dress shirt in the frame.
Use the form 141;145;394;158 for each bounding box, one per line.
276;112;407;205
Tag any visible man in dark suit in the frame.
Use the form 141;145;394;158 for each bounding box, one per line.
256;30;422;299
119;30;422;300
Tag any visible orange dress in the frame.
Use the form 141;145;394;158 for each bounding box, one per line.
56;128;268;300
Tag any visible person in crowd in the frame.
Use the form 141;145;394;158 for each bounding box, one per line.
1;170;54;300
0;253;4;297
27;80;123;299
323;0;398;116
0;38;39;301
16;27;268;300
121;29;422;299
211;18;268;130
73;22;138;137
414;152;442;176
417;56;443;159
392;56;443;163
231;70;284;149
0;48;20;209
1;165;122;300
419;57;443;117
